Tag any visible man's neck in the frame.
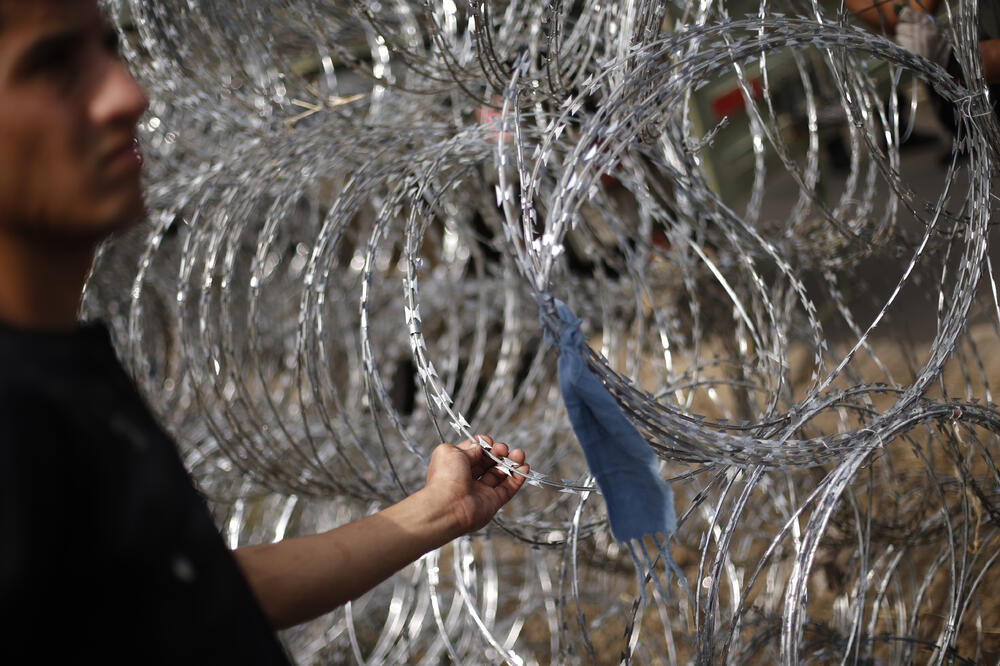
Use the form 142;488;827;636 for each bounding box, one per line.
0;231;96;332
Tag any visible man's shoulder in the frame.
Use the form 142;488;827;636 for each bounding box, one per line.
0;346;70;411
0;320;129;428
0;388;86;480
0;362;98;473
0;380;72;421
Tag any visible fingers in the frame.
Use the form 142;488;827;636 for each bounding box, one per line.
487;440;508;459
459;434;509;476
477;446;526;490
455;436;529;502
493;460;528;505
456;436;486;466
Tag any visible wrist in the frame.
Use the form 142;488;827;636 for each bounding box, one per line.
405;487;466;543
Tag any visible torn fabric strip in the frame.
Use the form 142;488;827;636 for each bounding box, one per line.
546;300;679;599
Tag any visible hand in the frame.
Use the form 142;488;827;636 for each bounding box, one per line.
423;435;528;535
235;435;528;628
895;6;952;68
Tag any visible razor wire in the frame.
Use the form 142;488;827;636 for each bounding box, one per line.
82;0;1000;663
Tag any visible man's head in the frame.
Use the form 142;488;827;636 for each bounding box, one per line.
0;0;148;245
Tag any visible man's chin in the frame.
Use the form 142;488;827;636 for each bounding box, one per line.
24;201;147;247
105;198;147;239
87;190;147;241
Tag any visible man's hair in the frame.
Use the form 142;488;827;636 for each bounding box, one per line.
0;2;92;34
0;0;9;35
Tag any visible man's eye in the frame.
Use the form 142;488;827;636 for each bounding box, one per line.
19;37;83;82
32;46;74;72
103;29;121;56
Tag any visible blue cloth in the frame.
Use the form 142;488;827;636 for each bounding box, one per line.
547;300;678;600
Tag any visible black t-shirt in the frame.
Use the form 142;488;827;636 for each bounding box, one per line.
0;320;292;665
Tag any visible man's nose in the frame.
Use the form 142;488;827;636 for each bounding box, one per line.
90;58;149;128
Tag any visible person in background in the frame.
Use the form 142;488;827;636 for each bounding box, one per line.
0;1;528;662
845;0;1000;137
847;0;1000;84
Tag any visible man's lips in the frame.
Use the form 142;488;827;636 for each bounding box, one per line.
102;137;144;175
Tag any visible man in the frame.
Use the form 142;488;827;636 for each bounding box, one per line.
0;1;528;662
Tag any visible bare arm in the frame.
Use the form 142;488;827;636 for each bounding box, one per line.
233;437;528;629
980;39;1000;84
